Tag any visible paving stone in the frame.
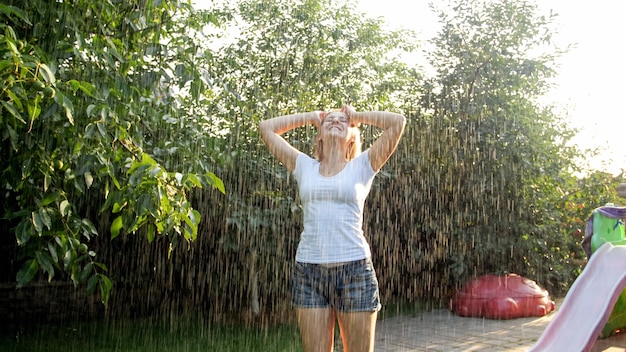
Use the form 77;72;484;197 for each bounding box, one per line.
374;298;626;352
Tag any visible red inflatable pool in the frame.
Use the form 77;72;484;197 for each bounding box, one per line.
450;274;555;319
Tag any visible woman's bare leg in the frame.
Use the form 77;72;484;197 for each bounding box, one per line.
336;311;377;352
296;308;336;352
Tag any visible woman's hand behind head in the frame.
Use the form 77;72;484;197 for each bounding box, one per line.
341;105;359;127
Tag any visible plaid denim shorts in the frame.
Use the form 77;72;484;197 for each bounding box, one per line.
291;257;381;312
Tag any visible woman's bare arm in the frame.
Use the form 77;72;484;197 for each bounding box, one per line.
347;107;406;172
259;111;321;172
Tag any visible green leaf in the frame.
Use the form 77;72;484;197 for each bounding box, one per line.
48;242;59;262
189;209;201;226
182;173;202;188
16;259;39;288
32;211;44;235
206;172;225;194
112;201;126;213
86;104;96;116
1;101;26;124
0;60;13;74
81;218;98;236
147;223;156;243
94;262;108;272
26;99;42;123
69;79;97;98
43;174;51;193
128;153;158;173
110;215;123;239
110;174;122;190
59;200;71;217
38;208;52;231
41;192;59;206
99;274;113;306
35;251;55;281
84;171;93;189
80;262;94;282
137;194;155;215
16;220;32;245
38;63;56;84
86;274;98;294
4;84;23;110
6;125;19;151
53;90;74;125
63;248;73;269
0;4;33;26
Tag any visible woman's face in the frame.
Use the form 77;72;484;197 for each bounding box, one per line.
321;112;351;140
316;111;361;160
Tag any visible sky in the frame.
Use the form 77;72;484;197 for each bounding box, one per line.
355;0;625;175
193;0;625;175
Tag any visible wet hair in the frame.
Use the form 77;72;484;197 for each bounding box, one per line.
313;119;362;162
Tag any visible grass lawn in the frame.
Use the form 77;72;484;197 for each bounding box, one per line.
0;300;429;352
0;318;302;352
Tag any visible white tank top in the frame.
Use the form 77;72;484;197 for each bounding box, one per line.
293;151;377;263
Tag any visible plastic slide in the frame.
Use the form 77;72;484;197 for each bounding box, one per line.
529;242;626;352
584;205;626;337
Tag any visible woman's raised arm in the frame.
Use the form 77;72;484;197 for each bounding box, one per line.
346;107;406;172
259;111;321;172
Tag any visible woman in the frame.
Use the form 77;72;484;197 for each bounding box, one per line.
259;106;405;352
